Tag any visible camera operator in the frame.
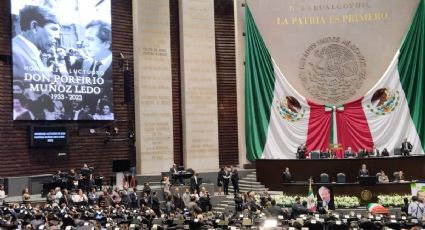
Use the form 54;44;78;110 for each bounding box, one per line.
80;163;94;192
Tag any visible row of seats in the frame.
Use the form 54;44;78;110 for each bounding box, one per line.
319;172;403;183
319;173;346;183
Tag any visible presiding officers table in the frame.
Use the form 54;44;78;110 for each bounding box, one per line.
256;156;425;199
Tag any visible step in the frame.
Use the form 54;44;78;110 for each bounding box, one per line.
242;177;257;181
222;200;235;204
239;180;261;184
238;184;264;188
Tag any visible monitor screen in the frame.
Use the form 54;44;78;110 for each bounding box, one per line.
29;126;67;147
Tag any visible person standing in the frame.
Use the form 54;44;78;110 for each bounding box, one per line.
150;191;161;216
223;166;231;195
217;167;225;195
401;138;413;156
282;167;292;183
0;185;7;207
190;173;201;194
182;188;191;208
409;191;425;220
231;165;240;194
358;164;369;177
297;144;306;159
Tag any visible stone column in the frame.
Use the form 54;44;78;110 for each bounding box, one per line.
235;0;249;166
133;0;174;175
179;0;219;172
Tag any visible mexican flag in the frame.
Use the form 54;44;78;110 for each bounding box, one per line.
307;179;316;211
245;5;332;161
245;0;425;161
359;0;425;155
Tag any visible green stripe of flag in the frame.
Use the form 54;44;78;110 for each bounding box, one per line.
399;0;425;152
245;5;276;161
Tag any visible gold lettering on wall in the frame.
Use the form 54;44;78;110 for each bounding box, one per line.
289;2;371;12
277;12;389;25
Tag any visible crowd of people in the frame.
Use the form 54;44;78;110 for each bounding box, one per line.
2;182;425;229
297;138;414;159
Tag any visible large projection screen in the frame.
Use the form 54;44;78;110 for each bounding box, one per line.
11;0;113;121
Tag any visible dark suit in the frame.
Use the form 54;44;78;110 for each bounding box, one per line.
73;109;93;120
344;150;355;158
169;167;183;185
381;149;390;156
401;141;413;156
320;151;330;159
151;195;160;216
223;171;231;195
282;171;292;183
190;175;201;194
297;146;306;159
357;150;368;158
317;199;335;211
231;169;239;193
267;205;286;217
173;193;185;210
12;35;51;80
291;203;308;218
358;169;369;177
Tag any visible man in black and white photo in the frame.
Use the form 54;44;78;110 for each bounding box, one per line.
12;5;60;81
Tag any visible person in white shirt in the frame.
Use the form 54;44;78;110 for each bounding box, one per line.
408;191;425;220
0;185;7;206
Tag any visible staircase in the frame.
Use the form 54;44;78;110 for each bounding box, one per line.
213;170;280;213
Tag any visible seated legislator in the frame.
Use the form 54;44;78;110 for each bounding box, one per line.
344;147;356;158
358;164;369;177
320;148;331;159
381;148;390;157
377;170;389;183
297;144;307;159
357;148;369;158
394;170;406;182
282;167;292;183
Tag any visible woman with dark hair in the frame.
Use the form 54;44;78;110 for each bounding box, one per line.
13;94;34;120
93;103;114;120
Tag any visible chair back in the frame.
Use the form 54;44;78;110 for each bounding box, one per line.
336;173;346;183
310;151;320;159
320;173;330;183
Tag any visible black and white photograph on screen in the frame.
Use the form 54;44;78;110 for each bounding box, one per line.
316;185;335;212
11;0;113;121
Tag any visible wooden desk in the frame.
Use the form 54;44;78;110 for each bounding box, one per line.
256;156;425;191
